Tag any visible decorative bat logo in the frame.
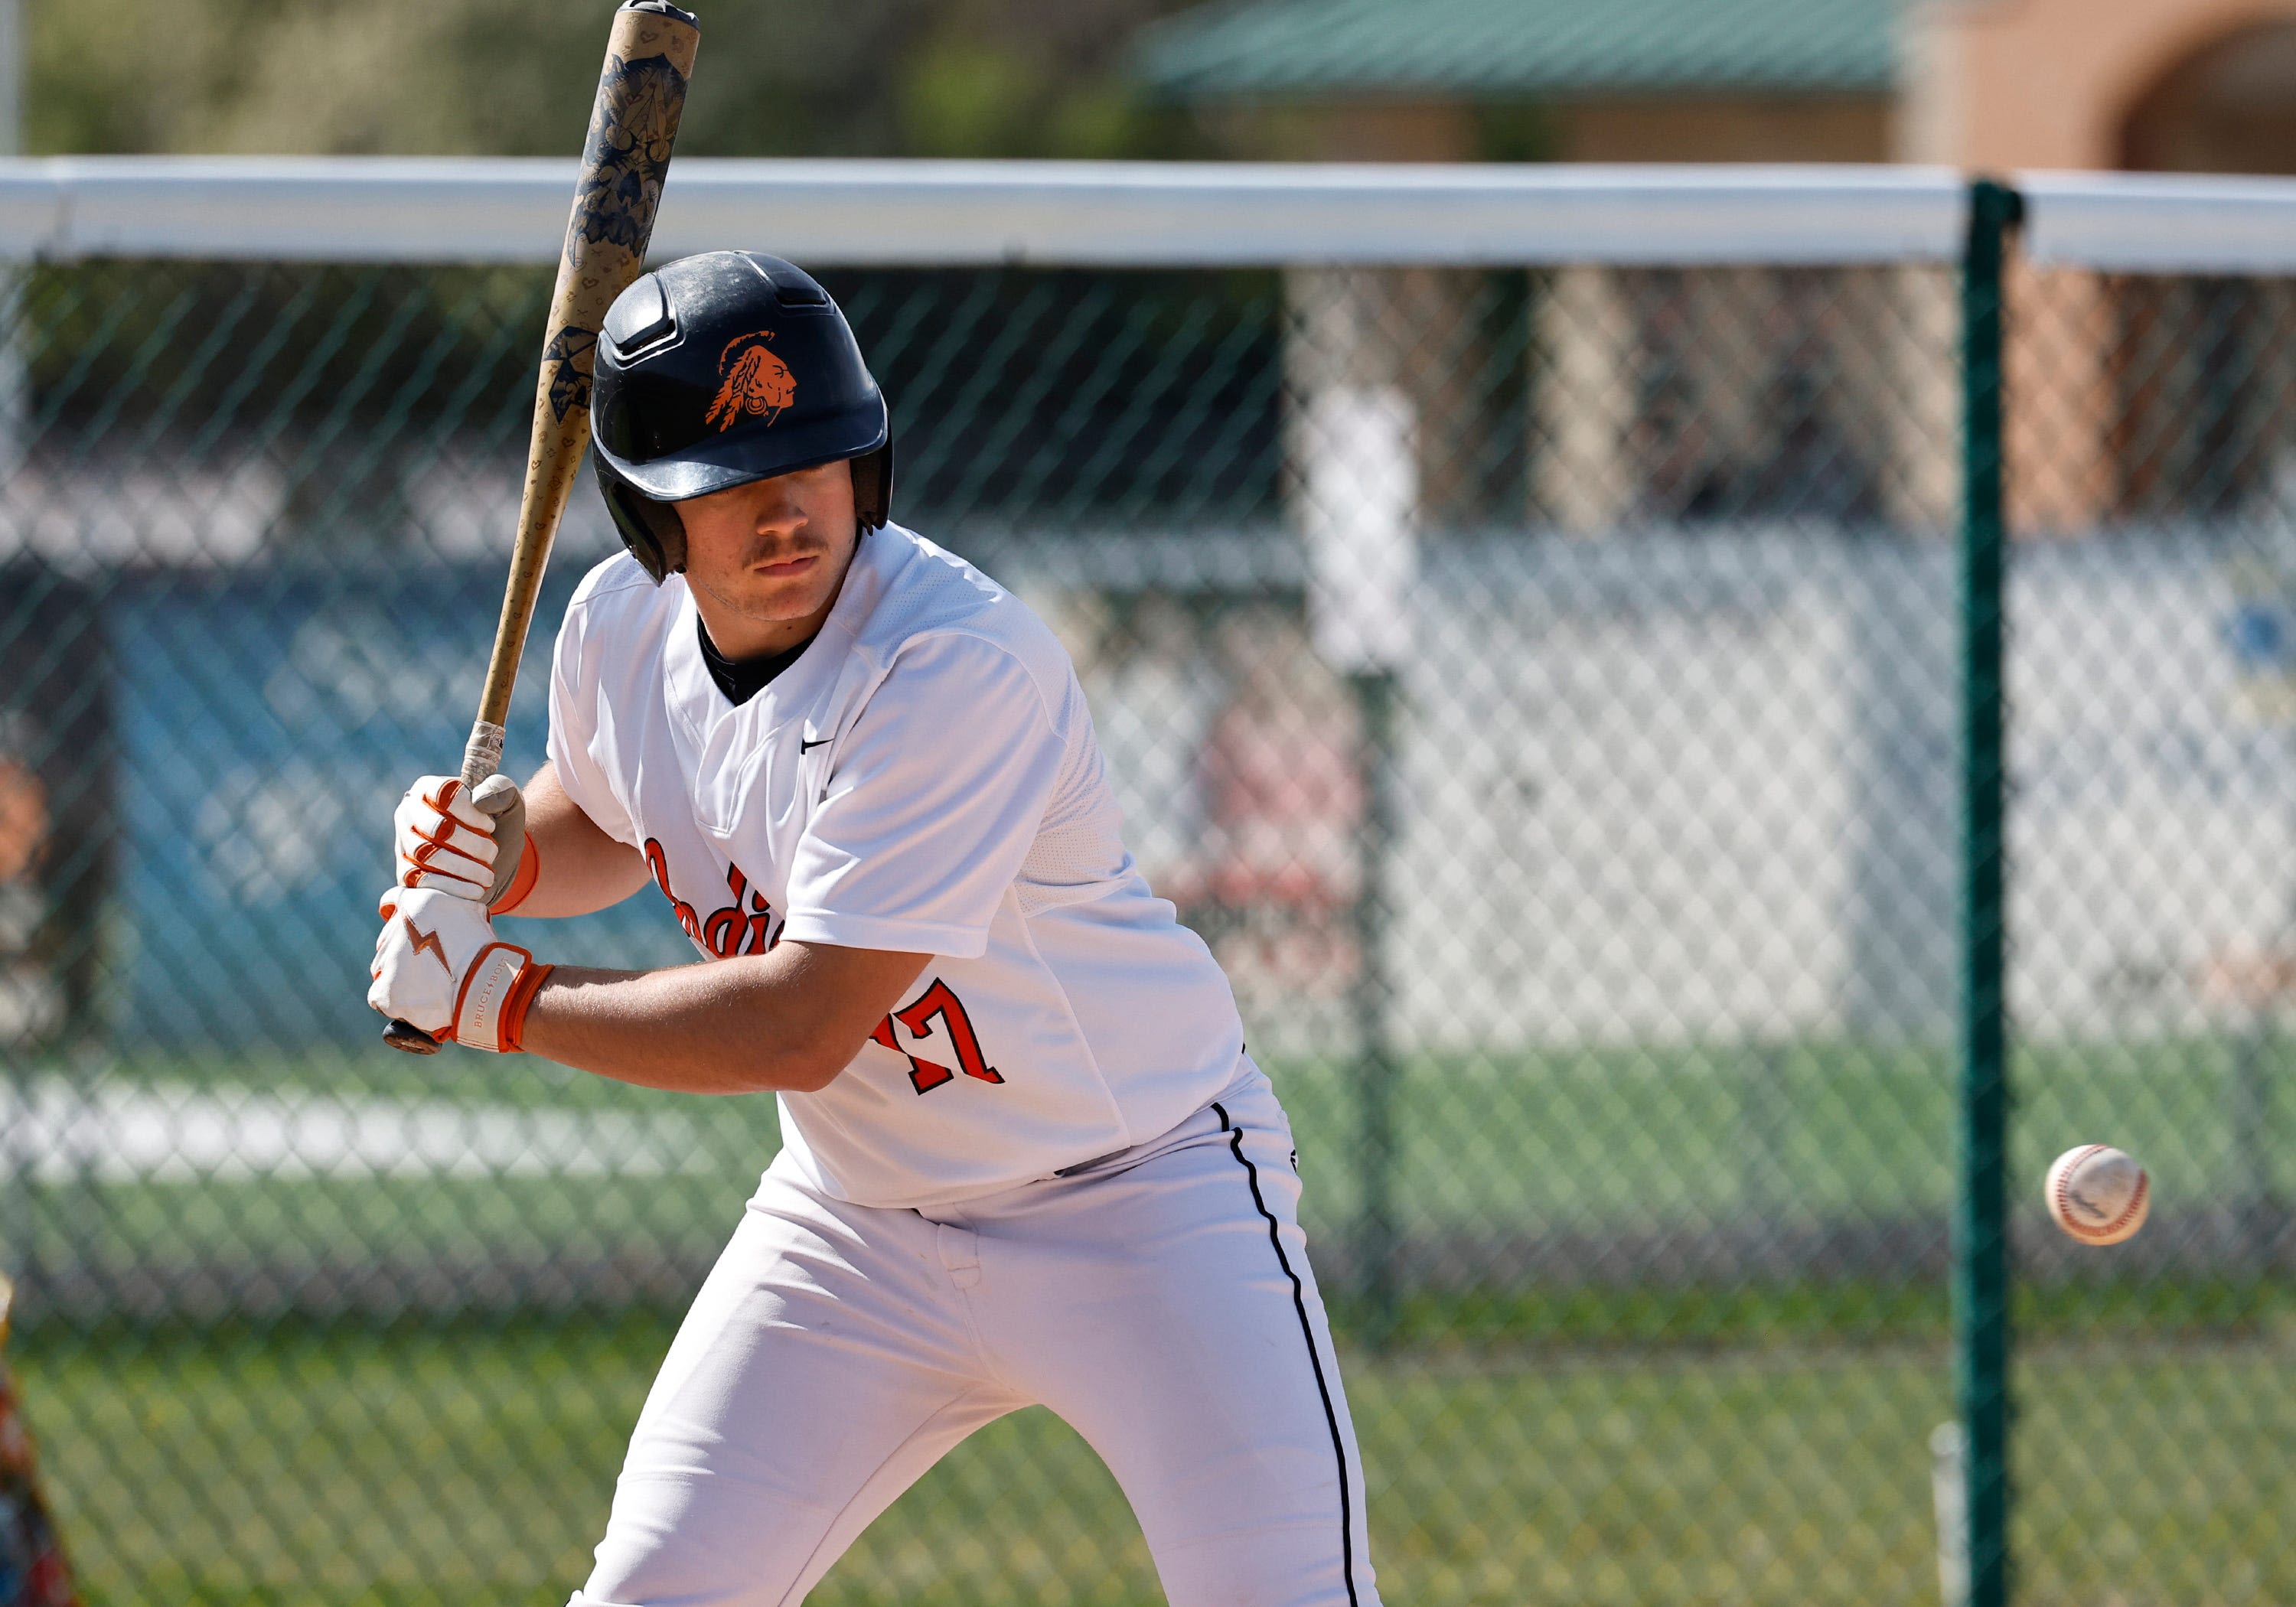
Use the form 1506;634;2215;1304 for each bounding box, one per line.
705;331;797;432
402;917;452;974
569;51;689;272
543;327;599;423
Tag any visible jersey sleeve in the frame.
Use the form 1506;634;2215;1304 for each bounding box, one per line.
779;631;1066;957
546;598;640;848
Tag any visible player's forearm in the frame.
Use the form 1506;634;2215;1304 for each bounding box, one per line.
507;761;651;918
520;962;822;1091
518;942;929;1094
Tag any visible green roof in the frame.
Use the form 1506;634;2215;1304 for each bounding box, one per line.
1137;0;1900;101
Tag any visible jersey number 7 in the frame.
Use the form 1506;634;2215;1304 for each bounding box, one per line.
871;979;1003;1095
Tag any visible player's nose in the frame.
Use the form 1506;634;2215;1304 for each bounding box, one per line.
749;489;807;542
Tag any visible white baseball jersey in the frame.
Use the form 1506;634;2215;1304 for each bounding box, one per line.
546;522;1247;1208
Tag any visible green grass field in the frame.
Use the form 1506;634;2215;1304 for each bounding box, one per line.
14;1315;2294;1607
6;1034;2293;1604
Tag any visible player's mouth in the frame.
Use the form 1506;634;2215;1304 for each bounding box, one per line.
751;553;820;579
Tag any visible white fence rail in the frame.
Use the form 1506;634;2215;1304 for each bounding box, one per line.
2018;171;2296;273
2;158;2294;270
1;157;1972;266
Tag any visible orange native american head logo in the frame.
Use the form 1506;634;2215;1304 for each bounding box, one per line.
704;330;797;432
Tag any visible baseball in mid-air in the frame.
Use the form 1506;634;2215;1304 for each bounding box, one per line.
2044;1145;2150;1245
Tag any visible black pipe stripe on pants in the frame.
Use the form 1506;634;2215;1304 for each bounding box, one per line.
1210;1101;1361;1606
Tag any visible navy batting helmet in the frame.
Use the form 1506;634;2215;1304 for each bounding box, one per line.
589;250;894;582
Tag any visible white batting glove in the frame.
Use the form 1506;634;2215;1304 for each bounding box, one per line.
393;773;533;909
367;886;553;1053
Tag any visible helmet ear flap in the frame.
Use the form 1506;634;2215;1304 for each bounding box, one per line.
850;436;895;532
594;455;688;582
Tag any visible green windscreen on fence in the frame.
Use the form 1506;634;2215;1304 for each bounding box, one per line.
0;174;2288;1606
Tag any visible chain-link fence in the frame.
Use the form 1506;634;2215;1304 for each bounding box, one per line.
0;161;2290;1606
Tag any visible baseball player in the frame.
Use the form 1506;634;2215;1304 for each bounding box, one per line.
369;251;1380;1607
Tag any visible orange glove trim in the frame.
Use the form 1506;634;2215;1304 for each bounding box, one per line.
499;961;555;1054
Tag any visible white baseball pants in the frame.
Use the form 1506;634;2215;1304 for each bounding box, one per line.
571;1061;1380;1607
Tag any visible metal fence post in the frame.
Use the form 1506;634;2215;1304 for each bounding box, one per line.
0;0;22;483
1958;174;2021;1607
1351;667;1401;1351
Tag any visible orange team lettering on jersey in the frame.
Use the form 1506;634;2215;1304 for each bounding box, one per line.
645;842;781;958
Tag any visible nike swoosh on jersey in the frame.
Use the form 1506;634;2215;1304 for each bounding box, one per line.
800;734;833;751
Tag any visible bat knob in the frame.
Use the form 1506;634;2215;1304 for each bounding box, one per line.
383;1019;443;1056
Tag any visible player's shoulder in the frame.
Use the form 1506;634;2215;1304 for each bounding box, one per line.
851;524;1068;685
559;551;680;657
566;549;662;615
552;553;680;701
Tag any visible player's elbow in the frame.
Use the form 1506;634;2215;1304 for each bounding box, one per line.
772;1044;847;1094
763;1018;866;1094
719;944;925;1095
742;943;927;1096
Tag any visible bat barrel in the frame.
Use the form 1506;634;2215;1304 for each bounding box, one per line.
465;0;701;758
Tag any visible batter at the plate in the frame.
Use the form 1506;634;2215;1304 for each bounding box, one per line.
368;250;1381;1607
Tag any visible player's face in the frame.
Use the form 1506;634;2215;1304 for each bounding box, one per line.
678;460;861;657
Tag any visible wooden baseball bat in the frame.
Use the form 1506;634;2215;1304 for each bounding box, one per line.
385;0;700;1055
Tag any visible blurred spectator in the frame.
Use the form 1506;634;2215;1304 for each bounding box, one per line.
1176;608;1362;1020
0;563;111;1049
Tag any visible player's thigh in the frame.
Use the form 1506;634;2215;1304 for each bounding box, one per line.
576;1175;1018;1607
977;1085;1380;1607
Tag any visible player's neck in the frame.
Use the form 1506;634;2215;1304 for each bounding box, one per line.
693;597;833;661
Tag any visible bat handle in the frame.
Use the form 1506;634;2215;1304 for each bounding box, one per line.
460;719;509;787
382;715;508;1052
383;1019;443;1055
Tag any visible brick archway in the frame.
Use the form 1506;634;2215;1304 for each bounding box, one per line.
2117;18;2296;172
1910;0;2296;170
1904;0;2296;531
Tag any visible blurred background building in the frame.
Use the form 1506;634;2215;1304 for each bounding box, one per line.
1144;0;2296;538
1140;0;2296;174
18;0;2296;171
14;0;2296;552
